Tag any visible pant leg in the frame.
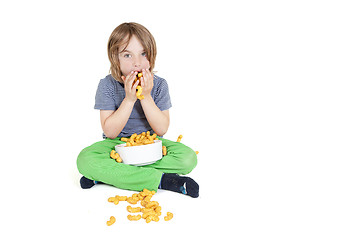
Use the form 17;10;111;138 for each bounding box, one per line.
142;138;198;174
77;138;163;192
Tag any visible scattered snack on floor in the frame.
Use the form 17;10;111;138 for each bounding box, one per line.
127;205;141;213
107;189;173;224
127;214;142;221
106;216;116;226
108;195;127;205
164;212;173;221
116;195;127;201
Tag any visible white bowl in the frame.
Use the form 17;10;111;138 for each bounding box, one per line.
115;140;163;166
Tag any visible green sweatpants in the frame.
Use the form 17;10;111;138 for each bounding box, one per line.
77;137;197;192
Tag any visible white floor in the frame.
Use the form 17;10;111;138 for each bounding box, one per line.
1;1;360;239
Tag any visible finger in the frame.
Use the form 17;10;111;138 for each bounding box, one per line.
143;76;148;86
132;80;140;90
143;68;150;79
145;69;153;82
130;71;137;80
143;69;151;82
124;71;136;85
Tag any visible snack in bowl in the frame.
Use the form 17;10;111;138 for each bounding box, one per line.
115;131;163;166
121;131;158;147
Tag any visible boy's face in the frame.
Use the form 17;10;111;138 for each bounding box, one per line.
118;36;150;77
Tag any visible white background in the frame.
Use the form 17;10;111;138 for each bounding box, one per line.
1;0;359;239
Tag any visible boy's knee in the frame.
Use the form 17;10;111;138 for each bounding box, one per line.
180;147;197;174
77;148;92;177
77;139;114;177
77;146;103;179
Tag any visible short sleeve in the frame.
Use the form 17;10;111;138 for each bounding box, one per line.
154;78;172;111
94;78;116;110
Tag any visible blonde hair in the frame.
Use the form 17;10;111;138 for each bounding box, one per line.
107;22;157;82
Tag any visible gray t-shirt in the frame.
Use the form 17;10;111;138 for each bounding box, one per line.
94;74;172;138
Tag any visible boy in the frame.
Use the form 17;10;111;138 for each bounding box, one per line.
77;22;199;198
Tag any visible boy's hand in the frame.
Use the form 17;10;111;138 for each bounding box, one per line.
139;69;154;98
121;71;139;103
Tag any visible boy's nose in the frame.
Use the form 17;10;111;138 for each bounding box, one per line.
133;56;141;67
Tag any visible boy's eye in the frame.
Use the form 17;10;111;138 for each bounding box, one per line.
124;54;131;58
141;52;147;57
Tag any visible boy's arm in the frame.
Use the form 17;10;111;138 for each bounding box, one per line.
100;72;141;139
140;97;170;136
100;98;135;139
140;69;170;136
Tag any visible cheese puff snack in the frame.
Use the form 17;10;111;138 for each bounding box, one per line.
127;214;142;221
127;205;141;213
110;150;118;159
142;210;156;219
155;206;162;214
140;188;152;197
146;215;159;223
176;135;183;142
122;132;158;147
132;193;140;200
141;200;148;207
110;150;122;163
107;189;173;223
136;85;144;100
134;72;144;100
145;201;159;209
142;210;160;223
143;195;153;202
164;212;173;221
126;197;138;205
145;215;154;223
106;216;116;226
141;207;152;213
108;195;127;205
116;195;127;201
108;197;119;205
162;146;167;156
